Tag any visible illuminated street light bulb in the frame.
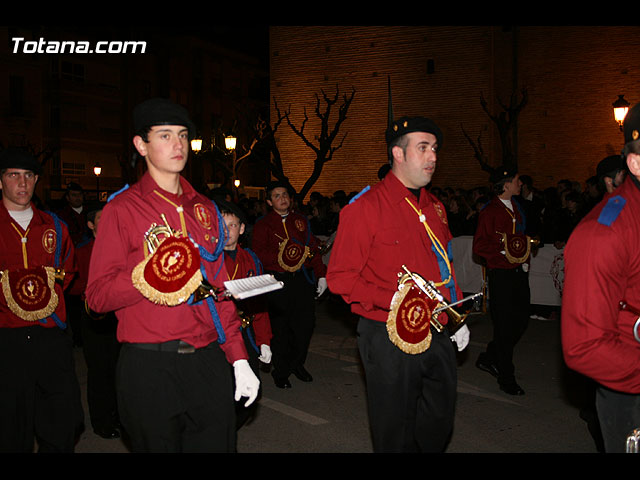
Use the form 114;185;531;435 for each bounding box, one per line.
234;179;240;188
93;163;102;176
191;138;202;153
613;95;630;131
225;135;237;151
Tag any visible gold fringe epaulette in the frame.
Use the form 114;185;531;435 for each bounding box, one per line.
387;281;433;355
131;258;204;306
1;266;59;321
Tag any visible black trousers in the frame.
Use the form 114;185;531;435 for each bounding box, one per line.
81;309;120;432
267;271;316;381
357;318;457;453
0;326;83;452
116;341;236;453
484;266;530;386
596;386;640;452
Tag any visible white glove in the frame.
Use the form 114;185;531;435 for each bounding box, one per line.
450;324;470;352
233;359;260;407
316;277;328;297
258;344;272;364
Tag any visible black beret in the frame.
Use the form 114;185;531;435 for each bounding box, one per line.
596;155;625;178
489;165;518;184
385;116;443;149
624;102;640;145
133;98;195;139
0;147;42;175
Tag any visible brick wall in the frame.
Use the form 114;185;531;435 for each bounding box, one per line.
270;26;640;200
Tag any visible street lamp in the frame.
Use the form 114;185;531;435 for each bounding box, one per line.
224;135;237;151
225;135;240;191
613;95;630;131
191;137;202;153
93;162;102;200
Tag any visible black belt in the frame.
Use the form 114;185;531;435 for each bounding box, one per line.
127;339;196;354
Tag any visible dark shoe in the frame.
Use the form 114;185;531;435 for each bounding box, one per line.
93;427;121;439
274;377;292;389
476;354;500;378
499;382;525;396
292;366;313;382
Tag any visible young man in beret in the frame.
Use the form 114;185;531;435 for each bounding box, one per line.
562;103;640;452
0;148;82;452
85;98;258;452
327;116;469;453
251;181;327;389
473;167;530;396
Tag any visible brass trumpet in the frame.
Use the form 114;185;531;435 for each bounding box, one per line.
143;214;226;303
399;265;482;334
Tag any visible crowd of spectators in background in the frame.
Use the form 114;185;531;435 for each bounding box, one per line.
272;172;611;250
202;163;622;256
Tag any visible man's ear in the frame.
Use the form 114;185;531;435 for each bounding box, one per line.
391;145;404;165
627;153;640;177
133;135;147;157
239;223;246;236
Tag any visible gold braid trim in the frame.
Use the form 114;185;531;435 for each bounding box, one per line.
497;231;531;264
387;282;433;355
131;258;204;306
277;240;310;273
1;267;59;322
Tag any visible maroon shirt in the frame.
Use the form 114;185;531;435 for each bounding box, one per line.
473;196;528;270
251;209;327;279
326;172;462;323
86;172;247;364
0;203;75;328
562;175;640;393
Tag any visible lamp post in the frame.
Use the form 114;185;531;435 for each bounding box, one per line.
225;135;239;189
613;95;630;131
93;162;102;200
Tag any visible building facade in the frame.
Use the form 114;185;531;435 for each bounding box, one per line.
270;26;640;199
1;26;269;205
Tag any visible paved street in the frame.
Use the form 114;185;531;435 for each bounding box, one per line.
73;294;600;454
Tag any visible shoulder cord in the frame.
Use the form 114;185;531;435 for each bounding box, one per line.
187;200;228;344
404;198;457;302
41;211;66;329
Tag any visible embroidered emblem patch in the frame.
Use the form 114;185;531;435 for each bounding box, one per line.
194;203;212;230
434;204;447;224
42;229;57;254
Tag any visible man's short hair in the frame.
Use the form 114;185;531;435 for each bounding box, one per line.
265;180;291;199
216;199;247;226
